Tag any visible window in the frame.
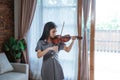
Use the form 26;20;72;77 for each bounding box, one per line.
95;0;120;80
31;0;78;79
42;0;78;79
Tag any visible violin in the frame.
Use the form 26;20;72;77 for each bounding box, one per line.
52;34;82;45
52;22;82;45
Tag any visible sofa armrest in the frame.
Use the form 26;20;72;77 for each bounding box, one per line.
11;63;29;74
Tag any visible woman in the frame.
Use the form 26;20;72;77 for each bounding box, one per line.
35;22;76;80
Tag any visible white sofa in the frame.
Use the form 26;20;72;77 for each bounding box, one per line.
0;53;29;80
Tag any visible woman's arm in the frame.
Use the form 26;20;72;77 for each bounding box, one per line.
37;46;58;58
63;36;76;52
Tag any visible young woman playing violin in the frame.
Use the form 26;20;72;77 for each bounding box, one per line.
35;22;82;80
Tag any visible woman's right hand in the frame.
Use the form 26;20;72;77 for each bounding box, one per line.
48;46;58;53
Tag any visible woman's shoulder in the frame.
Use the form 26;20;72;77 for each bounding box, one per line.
37;40;46;44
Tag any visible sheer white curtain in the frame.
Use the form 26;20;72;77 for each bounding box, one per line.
43;0;78;79
26;0;78;80
26;1;43;80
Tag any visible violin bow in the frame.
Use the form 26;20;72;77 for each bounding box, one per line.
60;21;65;36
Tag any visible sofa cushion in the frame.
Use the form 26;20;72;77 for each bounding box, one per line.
0;53;13;74
0;72;26;80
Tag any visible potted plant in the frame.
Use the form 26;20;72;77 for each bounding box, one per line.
3;37;26;62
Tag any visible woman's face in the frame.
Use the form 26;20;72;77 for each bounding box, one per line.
50;28;57;38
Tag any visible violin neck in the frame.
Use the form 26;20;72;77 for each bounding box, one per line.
72;36;82;39
72;36;79;37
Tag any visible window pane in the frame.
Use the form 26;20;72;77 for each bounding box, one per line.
43;0;77;7
43;8;76;25
95;0;120;80
42;0;78;79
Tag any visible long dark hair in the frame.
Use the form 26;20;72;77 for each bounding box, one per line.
40;22;57;40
